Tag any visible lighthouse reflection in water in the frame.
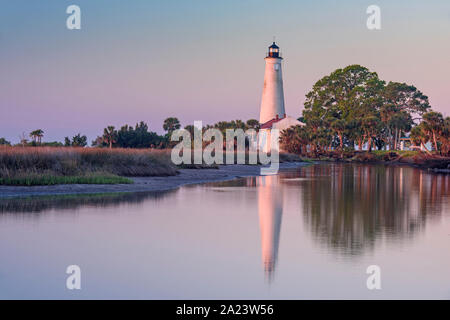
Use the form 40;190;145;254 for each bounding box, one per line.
257;175;283;282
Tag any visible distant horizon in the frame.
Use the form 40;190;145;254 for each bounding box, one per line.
1;0;449;144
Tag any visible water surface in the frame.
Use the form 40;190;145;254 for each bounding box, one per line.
0;164;449;299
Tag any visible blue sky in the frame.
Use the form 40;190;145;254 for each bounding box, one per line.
1;0;449;142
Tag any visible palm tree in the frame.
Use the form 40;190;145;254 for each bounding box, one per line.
280;125;309;155
72;133;87;147
410;124;432;155
103;126;117;149
441;117;450;155
422;111;444;153
163;117;181;134
361;116;380;152
246;119;260;130
0;137;11;146
232;120;246;130
389;111;412;150
30;129;44;144
330;119;346;150
280;127;297;153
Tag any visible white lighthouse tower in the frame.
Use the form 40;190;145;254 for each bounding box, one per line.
259;42;286;124
258;42;303;152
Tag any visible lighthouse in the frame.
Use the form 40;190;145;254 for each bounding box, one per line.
258;42;302;153
259;42;286;124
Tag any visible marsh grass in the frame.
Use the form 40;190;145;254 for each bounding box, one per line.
371;150;419;158
0;147;306;185
0;173;133;186
0;146;177;185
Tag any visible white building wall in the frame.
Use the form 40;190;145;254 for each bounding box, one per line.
259;57;285;124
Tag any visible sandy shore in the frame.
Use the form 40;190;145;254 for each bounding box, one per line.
0;162;308;199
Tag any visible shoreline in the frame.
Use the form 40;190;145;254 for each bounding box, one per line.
315;158;450;171
0;159;448;199
0;162;308;199
302;151;450;173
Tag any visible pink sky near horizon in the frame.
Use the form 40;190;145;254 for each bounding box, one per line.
1;0;449;143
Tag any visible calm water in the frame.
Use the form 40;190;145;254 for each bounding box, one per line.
0;164;449;299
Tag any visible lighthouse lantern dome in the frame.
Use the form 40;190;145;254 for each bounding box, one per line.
268;42;280;58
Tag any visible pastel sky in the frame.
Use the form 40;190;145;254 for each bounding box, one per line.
1;0;449;143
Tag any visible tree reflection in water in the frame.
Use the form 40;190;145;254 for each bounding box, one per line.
297;164;449;256
0;191;174;216
215;164;449;280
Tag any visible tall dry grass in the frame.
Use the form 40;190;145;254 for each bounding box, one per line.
0;146;178;180
176;150;303;168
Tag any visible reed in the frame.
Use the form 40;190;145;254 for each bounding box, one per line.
0;146;177;185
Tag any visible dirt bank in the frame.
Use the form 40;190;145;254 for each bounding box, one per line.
309;151;450;172
0;162;308;199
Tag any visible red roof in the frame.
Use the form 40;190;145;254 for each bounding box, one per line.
260;115;285;129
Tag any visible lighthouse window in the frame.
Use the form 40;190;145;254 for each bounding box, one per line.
274;64;279;71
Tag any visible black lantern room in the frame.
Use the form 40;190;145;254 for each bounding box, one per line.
267;42;281;58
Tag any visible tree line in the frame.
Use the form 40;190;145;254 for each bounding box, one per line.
94;118;260;149
280;65;449;156
0;130;90;147
0;118;260;149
